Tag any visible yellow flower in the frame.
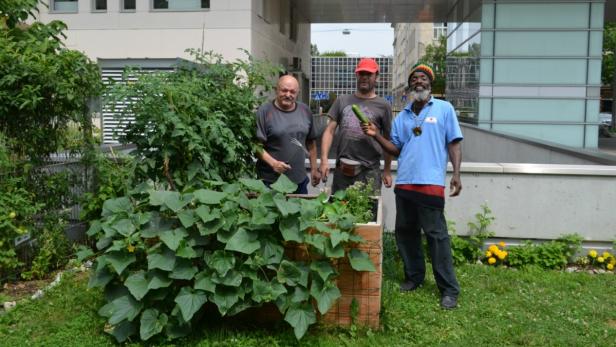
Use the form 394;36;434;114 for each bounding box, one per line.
488;245;498;253
588;250;597;258
610;258;616;266
498;241;506;248
602;251;611;259
485;250;493;257
497;251;507;260
608;263;614;271
597;257;605;263
127;244;135;253
488;257;496;265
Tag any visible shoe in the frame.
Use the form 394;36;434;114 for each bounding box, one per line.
399;280;422;292
440;295;458;309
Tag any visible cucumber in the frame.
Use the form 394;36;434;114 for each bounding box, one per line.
351;104;369;124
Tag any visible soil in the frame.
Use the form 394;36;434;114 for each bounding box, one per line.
1;277;52;302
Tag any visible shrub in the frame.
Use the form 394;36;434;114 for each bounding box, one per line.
506;234;582;270
449;203;495;265
87;176;377;342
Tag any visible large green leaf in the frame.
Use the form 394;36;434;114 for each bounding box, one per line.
139;308;168;341
305;234;327;255
176;242;198;259
348;249;376;272
133;212;152;226
141;212;175;238
113;218;136;237
329;229;349;248
239;178;268;193
310;261;336;282
195;205;217;223
324;242;345;258
251;280;272;303
194;271;216;293
108;294;144;325
260;240;284;265
300;198;322;220
225;229;260;254
124;271;149;300
198;213;224;236
102;197;133;217
271;174;297;194
310;277;341;314
193;189;228;204
277;260;309;287
86;220;102;237
211;286;240;316
170;259;198;280
149;191;189;212
284;303;316;340
250;205;277;226
147;248;176;272
109;319;137;343
159;228;188;251
290;286;310;303
174;287;207;321
88;264;113;288
205;250;235;276
212;270;243;287
279;215;303;242
106;251;136;275
147;270;172;290
177;209;196;228
273;194;300;217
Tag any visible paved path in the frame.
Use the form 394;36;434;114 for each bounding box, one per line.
599;136;616;157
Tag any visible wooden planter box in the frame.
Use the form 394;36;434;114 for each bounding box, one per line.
285;196;383;328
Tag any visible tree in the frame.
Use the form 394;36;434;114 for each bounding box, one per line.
602;22;616;129
320;51;347;57
0;0;102;158
311;43;319;56
419;35;446;95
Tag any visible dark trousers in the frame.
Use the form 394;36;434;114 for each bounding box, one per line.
395;194;460;297
331;166;381;194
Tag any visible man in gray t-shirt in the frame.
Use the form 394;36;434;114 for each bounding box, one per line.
320;58;393;193
255;75;320;193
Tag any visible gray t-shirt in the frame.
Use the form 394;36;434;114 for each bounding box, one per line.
328;94;392;169
256;101;316;184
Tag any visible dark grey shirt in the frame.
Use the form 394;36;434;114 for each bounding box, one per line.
328;94;392;169
256;101;316;184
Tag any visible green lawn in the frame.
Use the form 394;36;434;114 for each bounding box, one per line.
1;241;615;347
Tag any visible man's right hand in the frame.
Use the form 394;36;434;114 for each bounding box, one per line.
271;160;291;173
319;161;329;183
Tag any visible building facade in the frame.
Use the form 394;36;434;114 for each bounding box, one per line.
447;0;605;148
310;56;392;112
36;0;312;143
391;22;446;112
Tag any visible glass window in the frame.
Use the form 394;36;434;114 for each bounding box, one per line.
123;0;136;10
52;0;78;12
93;0;107;11
153;0;209;10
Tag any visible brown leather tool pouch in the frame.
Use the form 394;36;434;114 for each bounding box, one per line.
339;158;362;177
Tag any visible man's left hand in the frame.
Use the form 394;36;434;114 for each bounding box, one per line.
310;167;322;187
382;172;393;188
449;174;462;197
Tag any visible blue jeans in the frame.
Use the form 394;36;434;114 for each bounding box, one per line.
394;194;460;297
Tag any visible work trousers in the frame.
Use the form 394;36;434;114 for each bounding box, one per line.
394;194;460;297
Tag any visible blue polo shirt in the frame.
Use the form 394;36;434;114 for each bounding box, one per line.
391;97;463;187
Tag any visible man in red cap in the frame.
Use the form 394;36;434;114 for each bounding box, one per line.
319;58;393;193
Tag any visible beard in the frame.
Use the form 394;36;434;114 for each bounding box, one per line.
410;88;431;102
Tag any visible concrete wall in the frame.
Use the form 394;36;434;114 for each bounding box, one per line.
307;160;616;244
461;124;616;165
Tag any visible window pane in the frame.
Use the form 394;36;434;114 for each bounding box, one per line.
124;0;135;10
54;0;78;12
95;0;107;10
201;0;209;8
153;0;168;9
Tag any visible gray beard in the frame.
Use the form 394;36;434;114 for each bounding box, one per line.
410;89;431;102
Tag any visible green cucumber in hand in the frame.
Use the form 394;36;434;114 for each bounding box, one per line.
351;104;369;124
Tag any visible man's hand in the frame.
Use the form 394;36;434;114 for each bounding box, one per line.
449;174;462;197
310;167;321;186
319;162;329;183
383;172;393;188
361;122;378;137
271;160;291;174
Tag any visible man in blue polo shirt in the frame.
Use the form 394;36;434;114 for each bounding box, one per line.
360;63;463;309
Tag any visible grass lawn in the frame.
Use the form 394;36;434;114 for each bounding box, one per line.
1;236;615;346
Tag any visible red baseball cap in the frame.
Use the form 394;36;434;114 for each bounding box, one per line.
355;58;379;73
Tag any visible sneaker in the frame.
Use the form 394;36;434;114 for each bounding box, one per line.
440;295;458;309
399;281;421;292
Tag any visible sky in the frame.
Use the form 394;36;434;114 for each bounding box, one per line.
311;23;394;57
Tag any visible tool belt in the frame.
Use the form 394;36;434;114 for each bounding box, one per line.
338;158;362;177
